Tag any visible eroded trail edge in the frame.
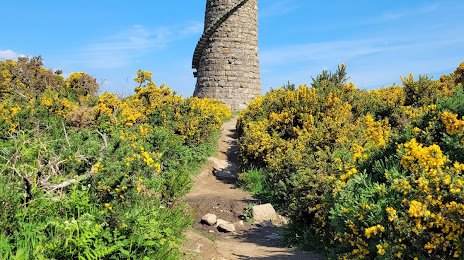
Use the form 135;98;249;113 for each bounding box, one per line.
182;116;323;260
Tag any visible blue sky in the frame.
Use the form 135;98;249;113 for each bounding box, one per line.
1;0;463;96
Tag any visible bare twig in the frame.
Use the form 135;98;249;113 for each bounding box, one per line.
96;130;108;152
62;121;71;149
37;137;47;151
0;152;12;176
13;90;30;100
47;179;78;193
44;170;95;194
12;165;33;203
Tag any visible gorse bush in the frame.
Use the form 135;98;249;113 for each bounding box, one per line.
237;63;464;259
455;62;464;86
0;57;230;259
237;71;390;223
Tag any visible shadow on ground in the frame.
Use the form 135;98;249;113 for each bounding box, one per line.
184;116;325;259
212;129;240;184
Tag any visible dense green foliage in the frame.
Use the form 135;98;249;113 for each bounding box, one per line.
237;62;464;259
0;57;230;259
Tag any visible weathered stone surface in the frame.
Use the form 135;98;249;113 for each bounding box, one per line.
278;215;289;226
252;203;277;222
208;157;228;169
201;213;217;226
193;0;262;112
218;222;236;233
216;218;229;227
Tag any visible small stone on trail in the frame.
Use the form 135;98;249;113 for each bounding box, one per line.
208;157;229;169
216;219;236;232
218;222;236;232
201;213;217;226
215;218;229;227
252;203;277;222
193;243;203;253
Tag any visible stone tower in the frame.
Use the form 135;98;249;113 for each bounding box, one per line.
192;0;262;111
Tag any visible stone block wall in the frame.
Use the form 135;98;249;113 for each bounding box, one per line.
193;0;262;111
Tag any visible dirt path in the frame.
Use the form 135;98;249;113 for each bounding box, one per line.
182;116;324;260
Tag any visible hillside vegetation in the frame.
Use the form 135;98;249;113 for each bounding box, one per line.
0;56;230;259
3;54;464;259
237;63;464;259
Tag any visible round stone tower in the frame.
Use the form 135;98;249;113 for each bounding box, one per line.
193;0;262;111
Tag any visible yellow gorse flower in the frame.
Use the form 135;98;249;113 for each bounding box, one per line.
364;224;385;239
441;111;464;135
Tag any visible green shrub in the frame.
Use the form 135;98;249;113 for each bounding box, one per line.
0;58;231;259
238;64;464;259
455;62;464;86
238;168;271;199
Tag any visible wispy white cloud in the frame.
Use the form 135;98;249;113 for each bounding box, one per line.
74;25;172;69
73;22;204;69
260;0;299;18
0;49;25;60
261;3;464;71
106;25;172;49
179;22;204;37
261;28;464;68
296;2;442;34
361;2;440;24
260;38;397;66
259;30;464;91
261;53;461;92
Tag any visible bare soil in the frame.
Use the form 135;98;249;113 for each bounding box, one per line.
182;116;324;260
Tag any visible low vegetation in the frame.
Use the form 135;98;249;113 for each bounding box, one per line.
0;57;230;259
3;54;463;259
237;63;464;259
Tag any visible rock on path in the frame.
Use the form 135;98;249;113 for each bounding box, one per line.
182;116;324;260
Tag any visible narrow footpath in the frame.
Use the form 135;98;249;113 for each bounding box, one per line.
182;116;324;260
